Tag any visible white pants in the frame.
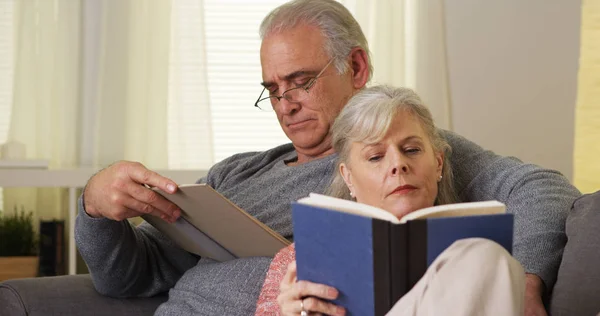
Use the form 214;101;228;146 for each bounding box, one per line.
386;238;526;316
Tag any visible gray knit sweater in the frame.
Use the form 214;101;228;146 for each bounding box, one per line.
75;131;580;315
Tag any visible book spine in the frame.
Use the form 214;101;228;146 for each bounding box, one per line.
407;220;428;289
390;224;409;305
372;220;391;316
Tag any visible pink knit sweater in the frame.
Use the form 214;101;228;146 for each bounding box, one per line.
255;244;296;315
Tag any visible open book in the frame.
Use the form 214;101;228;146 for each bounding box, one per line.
297;193;507;223
141;184;290;262
293;193;513;316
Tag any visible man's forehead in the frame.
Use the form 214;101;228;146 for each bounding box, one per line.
260;45;327;65
260;24;329;74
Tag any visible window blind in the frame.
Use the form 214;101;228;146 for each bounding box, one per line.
168;0;290;169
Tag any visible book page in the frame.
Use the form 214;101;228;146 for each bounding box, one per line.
297;193;505;225
298;193;400;224
399;200;505;223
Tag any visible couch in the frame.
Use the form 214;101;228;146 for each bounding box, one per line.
1;192;599;316
0;274;167;316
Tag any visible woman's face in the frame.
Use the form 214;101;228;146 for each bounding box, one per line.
340;111;443;219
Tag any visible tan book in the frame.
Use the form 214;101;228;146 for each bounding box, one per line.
141;184;291;262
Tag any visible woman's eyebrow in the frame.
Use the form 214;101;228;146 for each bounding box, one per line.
360;143;381;153
359;135;423;153
402;135;423;142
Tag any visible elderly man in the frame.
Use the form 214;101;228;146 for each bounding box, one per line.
76;0;580;315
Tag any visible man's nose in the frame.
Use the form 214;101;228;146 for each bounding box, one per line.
277;97;300;115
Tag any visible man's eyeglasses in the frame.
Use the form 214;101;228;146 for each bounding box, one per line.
254;59;334;111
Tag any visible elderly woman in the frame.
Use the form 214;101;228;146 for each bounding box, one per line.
255;85;526;316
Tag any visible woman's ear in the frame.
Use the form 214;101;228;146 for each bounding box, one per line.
339;162;354;193
435;151;444;180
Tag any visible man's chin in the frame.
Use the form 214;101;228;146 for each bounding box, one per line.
289;135;327;150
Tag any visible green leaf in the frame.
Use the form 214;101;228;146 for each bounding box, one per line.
0;206;38;256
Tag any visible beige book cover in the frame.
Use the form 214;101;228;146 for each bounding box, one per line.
141;184;291;262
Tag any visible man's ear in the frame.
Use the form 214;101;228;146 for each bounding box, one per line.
348;47;369;89
339;162;354;192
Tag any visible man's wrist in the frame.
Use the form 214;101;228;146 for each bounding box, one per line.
82;185;102;218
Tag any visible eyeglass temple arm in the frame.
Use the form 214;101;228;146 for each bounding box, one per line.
305;59;334;91
254;87;267;107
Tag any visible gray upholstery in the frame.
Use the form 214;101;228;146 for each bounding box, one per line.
0;275;167;316
550;191;600;316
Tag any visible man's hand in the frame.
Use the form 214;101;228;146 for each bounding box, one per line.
83;161;181;223
524;273;547;316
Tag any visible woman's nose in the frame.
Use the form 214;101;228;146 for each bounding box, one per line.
390;156;408;176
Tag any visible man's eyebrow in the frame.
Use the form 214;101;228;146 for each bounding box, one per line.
260;69;320;88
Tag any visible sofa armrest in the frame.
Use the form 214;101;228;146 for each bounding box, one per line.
550;191;600;316
0;274;167;316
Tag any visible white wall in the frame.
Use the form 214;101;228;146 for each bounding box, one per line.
443;0;581;181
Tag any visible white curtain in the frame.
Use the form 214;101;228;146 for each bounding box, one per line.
81;0;213;170
341;0;453;130
5;0;81;221
5;0;174;220
168;0;214;169
81;0;172;169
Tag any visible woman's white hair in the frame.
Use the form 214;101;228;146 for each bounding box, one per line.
259;0;373;81
326;85;457;205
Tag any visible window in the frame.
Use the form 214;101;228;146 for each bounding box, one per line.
3;1;306;174
168;0;290;169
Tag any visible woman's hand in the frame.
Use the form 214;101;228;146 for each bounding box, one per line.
277;261;346;316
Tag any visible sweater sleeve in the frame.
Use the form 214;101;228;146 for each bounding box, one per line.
442;130;581;293
75;195;199;298
255;244;296;316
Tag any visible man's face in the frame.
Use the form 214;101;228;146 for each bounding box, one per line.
260;24;357;157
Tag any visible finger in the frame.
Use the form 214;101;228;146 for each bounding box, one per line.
281;261;298;290
125;162;178;194
303;297;345;316
127;182;181;219
122;194;178;223
293;280;339;301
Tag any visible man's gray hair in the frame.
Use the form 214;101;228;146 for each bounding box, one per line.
260;0;373;81
326;85;457;206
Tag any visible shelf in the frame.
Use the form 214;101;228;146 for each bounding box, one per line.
0;159;49;169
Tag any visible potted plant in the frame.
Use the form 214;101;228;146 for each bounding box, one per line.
0;206;39;281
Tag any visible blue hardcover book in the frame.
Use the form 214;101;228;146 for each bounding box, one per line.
293;194;513;316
